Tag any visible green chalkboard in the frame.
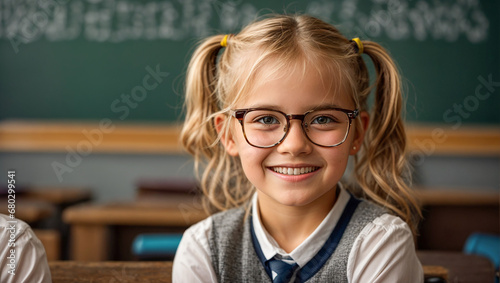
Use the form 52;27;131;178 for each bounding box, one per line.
1;0;499;125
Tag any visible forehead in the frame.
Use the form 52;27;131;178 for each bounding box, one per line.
236;58;354;111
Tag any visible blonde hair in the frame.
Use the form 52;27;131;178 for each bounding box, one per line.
180;14;422;236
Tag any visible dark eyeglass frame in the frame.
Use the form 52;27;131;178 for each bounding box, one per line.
232;107;359;148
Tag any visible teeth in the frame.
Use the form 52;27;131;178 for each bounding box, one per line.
272;167;317;175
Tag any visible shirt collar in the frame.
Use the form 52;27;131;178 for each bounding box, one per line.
251;184;351;267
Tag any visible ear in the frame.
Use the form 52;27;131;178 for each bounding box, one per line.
214;114;239;157
349;111;369;155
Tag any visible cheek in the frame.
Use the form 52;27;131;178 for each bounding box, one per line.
322;147;351;172
238;147;266;170
238;155;264;188
236;146;271;184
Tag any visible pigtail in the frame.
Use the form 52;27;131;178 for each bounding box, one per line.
180;34;254;214
354;41;422;237
181;35;222;158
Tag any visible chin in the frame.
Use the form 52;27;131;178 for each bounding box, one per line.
276;191;323;207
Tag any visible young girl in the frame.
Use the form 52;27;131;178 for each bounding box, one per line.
173;14;423;283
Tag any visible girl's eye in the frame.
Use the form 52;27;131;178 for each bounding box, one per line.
256;116;280;124
311;116;336;124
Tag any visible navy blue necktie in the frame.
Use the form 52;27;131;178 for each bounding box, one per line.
267;256;299;283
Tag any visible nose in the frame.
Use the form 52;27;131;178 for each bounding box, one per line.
276;120;312;156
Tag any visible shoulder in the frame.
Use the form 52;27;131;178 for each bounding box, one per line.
347;213;423;282
0;213;44;250
183;215;213;243
0;213;31;238
175;214;214;261
356;212;412;243
172;206;247;283
0;214;52;283
173;216;216;283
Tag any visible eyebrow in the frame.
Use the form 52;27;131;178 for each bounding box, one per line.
245;103;347;111
310;104;346;111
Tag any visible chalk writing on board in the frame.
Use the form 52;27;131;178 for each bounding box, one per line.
306;0;489;43
0;0;489;44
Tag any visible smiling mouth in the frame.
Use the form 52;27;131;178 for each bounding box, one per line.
271;167;319;176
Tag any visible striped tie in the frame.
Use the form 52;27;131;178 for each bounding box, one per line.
267;256;299;283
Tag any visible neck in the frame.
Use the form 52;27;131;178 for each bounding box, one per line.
257;187;338;253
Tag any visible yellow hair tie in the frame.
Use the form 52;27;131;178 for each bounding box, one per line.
351;37;364;54
220;34;229;47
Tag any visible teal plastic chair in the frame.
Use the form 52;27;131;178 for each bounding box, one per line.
132;234;183;260
463;233;500;282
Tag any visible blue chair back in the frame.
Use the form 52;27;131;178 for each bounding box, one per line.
132;234;183;259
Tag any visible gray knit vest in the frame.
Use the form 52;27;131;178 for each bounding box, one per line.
208;197;387;283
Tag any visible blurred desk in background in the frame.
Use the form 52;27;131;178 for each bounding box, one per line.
0;198;54;225
0;187;92;226
416;188;500;251
23;187;92;207
418;251;496;283
63;194;207;261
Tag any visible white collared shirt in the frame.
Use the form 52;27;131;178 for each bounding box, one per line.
0;214;52;283
173;187;423;282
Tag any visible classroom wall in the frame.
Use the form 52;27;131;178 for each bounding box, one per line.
412;155;499;192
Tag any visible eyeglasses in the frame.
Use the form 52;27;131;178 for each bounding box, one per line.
232;107;359;148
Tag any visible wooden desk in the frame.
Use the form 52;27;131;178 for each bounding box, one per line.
49;261;447;283
49;261;172;283
418;251;496;283
0;199;54;224
63;195;208;261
